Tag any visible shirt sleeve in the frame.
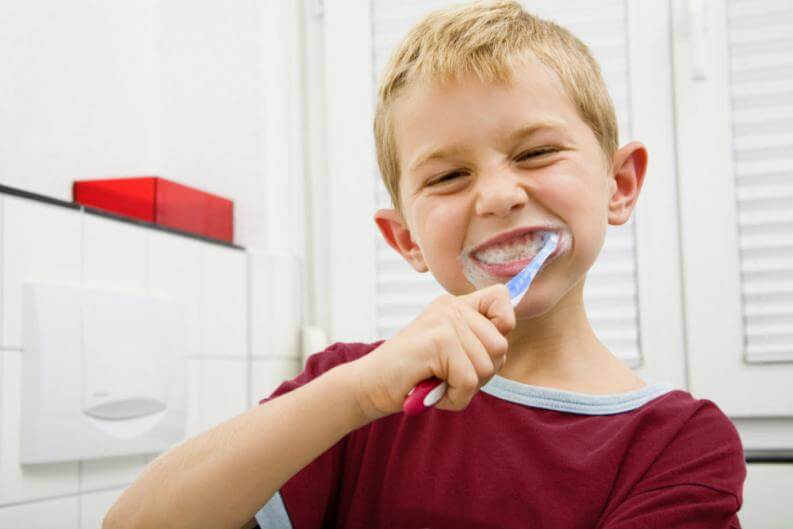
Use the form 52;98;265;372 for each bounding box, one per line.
254;341;378;529
598;399;746;529
598;484;741;528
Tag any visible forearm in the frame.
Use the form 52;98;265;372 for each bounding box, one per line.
103;363;369;529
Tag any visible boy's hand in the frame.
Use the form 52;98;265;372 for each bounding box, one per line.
344;284;516;422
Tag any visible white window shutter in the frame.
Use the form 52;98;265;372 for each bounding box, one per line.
673;0;793;423
371;0;643;366
727;0;793;363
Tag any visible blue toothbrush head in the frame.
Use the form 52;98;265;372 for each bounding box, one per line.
506;231;560;306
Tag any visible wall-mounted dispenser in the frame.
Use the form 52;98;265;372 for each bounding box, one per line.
21;282;187;464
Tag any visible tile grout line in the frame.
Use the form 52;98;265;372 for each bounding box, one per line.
0;483;129;510
0;184;243;251
198;245;206;426
249;355;302;362
186;354;300;362
77;207;86;527
246;252;253;409
76;464;82;525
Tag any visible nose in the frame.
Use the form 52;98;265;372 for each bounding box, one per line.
474;173;528;218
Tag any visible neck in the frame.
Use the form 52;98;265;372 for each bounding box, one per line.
499;277;643;393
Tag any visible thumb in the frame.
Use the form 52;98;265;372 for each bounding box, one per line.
460;284;516;336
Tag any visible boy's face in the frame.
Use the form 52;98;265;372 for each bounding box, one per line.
375;53;646;320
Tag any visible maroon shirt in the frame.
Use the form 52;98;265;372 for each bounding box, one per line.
256;341;745;529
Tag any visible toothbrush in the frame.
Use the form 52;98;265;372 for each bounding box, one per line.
402;231;560;416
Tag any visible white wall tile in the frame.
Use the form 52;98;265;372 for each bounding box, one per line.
199;358;247;432
82;213;147;292
0;350;79;505
251;358;300;404
80;487;125;529
186;357;204;438
1;197;81;348
249;251;302;360
79;456;147;492
148;230;203;358
741;464;793;528
0;348;3;440
0;495;79;529
201;246;247;358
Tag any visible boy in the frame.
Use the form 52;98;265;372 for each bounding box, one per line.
104;2;746;528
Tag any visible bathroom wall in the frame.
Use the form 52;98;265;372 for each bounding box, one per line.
0;191;301;527
0;0;307;526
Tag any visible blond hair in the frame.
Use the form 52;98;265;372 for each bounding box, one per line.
374;0;618;215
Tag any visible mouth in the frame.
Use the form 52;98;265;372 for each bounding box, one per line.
468;226;565;278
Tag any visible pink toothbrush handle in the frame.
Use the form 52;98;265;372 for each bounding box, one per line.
403;377;448;416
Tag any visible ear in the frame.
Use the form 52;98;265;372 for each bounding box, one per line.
373;208;429;273
608;141;648;226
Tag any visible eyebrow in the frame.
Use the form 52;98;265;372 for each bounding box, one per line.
407;120;567;173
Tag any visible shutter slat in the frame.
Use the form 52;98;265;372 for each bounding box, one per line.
736;183;793;201
731;53;793;73
745;302;793;318
743;280;793;296
729;0;792;19
745;343;793;359
740;232;793;250
741;256;793;273
747;331;793;346
734;131;793;151
736;156;793;177
746;320;793;336
733;106;793;126
729;10;793;30
731;78;793;99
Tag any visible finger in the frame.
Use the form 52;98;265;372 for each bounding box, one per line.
460;284;516;336
449;304;496;383
434;325;481;410
459;303;509;369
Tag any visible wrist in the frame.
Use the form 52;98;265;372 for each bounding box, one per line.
331;360;391;425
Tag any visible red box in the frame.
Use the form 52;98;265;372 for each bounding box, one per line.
73;177;234;243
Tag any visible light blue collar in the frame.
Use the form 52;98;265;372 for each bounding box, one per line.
481;375;675;415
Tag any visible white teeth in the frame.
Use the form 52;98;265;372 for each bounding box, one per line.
474;231;548;265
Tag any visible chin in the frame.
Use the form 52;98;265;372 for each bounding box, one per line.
513;295;555;320
514;279;576;319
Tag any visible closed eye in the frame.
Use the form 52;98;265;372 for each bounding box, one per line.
516;147;560;162
427;171;467;186
426;147;560;186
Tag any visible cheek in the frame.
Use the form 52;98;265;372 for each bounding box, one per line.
545;163;609;213
417;199;463;233
415;200;471;286
534;171;589;222
540;166;610;255
419;200;464;242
